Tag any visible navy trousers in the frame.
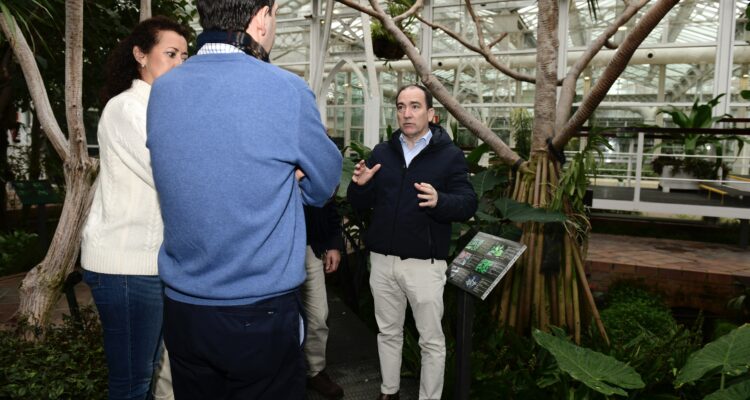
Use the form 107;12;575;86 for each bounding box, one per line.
163;291;306;400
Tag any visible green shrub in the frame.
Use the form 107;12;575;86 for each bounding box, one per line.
0;231;42;276
601;300;677;346
598;281;704;397
0;308;107;399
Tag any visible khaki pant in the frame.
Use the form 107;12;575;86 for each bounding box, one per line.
302;246;329;377
153;345;174;399
370;252;447;400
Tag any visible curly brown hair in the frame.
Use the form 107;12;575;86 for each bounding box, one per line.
100;16;190;105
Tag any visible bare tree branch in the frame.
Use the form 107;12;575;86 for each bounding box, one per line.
140;0;152;22
464;0;486;46
555;0;647;131
554;0;680;149
392;0;423;24
487;32;508;49
416;15;482;52
416;15;537;83
334;0;381;19
0;14;69;162
339;0;522;165
604;39;618;49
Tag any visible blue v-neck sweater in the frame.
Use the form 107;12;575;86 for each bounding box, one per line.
147;53;342;306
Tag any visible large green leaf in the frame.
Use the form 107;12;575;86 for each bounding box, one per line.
533;329;645;397
494;198;566;223
465;143;490;167
675;324;750;386
704;380;750;400
471;170;507;196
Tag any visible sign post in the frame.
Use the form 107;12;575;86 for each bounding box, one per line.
448;231;526;400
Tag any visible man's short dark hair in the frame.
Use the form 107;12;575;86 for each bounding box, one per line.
396;84;433;109
196;0;276;31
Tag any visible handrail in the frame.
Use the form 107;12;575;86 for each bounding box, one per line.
574;126;750;137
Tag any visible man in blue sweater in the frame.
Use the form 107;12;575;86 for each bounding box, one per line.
147;0;342;398
348;85;477;400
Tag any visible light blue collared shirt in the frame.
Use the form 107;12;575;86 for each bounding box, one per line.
400;130;432;167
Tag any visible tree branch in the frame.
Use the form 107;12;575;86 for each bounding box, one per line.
392;0;423;24
140;0;151;22
334;0;381;19
0;14;69;162
416;15;537;83
65;0;88;160
416;15;482;53
334;0;522;166
554;0;647;131
487;32;508;49
604;39;618;49
554;0;680;149
464;0;486;46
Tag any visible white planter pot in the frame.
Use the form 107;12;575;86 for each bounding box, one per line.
660;165;700;193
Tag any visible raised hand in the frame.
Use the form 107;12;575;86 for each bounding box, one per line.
351;160;381;186
415;182;438;208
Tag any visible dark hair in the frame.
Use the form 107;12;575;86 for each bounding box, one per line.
100;16;190;105
396;84;433;108
196;0;276;32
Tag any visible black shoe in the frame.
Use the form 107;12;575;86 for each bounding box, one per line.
375;391;400;400
307;370;344;399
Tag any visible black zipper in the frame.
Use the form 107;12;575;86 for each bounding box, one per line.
388;163;407;255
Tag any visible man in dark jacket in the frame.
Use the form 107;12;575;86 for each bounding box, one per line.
347;84;478;400
302;201;345;399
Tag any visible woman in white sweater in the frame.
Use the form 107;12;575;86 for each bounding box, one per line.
81;17;188;400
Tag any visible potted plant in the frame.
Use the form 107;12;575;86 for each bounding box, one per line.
371;0;416;60
652;94;746;191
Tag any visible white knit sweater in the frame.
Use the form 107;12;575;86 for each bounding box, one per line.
81;80;163;275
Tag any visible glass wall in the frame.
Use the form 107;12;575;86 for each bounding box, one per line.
272;0;748;149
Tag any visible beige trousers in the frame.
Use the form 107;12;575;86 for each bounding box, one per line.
153;345;174;399
370;252;447;400
302;246;330;377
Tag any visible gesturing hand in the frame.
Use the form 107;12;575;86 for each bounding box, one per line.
415;182;438;208
351;160;381;186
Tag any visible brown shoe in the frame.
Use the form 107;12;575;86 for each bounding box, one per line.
307;370;344;399
376;392;400;400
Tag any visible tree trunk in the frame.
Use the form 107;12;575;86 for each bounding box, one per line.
17;164;95;327
6;1;98;329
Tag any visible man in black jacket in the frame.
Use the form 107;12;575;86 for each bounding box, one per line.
303;201;345;399
347;85;477;400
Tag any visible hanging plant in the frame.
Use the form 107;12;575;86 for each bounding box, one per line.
371;0;416;60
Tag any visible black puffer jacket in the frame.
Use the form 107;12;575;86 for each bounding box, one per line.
347;123;477;260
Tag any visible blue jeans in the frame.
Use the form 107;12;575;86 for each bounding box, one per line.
84;271;164;400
